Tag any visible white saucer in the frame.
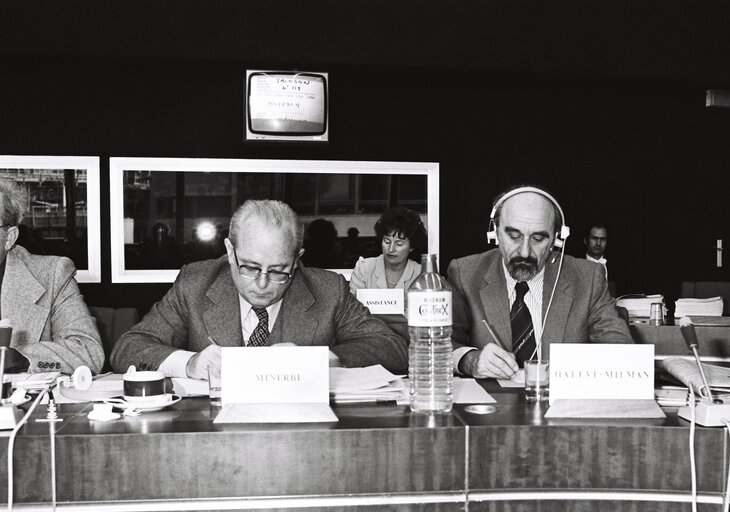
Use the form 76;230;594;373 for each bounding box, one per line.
104;394;181;412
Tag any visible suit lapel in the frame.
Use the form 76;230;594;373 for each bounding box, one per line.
202;269;244;347
541;253;572;353
478;258;511;350
1;249;47;346
270;271;317;345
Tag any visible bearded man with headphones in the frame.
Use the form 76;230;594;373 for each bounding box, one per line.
447;185;631;380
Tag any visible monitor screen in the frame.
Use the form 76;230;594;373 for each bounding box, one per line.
245;70;328;142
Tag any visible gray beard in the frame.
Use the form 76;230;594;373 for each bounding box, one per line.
507;260;538;282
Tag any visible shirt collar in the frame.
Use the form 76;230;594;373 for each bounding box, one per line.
586;254;607;265
237;294;283;323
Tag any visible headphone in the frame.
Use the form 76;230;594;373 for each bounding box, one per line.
486;186;570;249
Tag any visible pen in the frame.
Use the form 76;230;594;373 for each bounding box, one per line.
207;336;218;346
481;319;501;344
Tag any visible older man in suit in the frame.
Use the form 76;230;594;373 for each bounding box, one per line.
447;186;631;380
0;179;103;374
111;200;409;379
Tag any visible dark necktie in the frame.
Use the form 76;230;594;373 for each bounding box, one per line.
511;281;536;367
248;307;269;347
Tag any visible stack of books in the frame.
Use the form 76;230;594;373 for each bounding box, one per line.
674;297;724;318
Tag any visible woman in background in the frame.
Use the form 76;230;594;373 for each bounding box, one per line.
349;207;427;294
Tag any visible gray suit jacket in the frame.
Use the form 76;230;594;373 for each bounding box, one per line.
111;256;409;373
447;249;631;359
2;245;104;374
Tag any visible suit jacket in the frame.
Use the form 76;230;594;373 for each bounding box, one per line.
349;255;421;294
1;245;104;374
111;256;409;373
447;249;631;359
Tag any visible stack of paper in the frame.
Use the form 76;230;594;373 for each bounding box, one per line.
674;297;724;318
9;372;62;390
616;294;664;317
329;365;406;403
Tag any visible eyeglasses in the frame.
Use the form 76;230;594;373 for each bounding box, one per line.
231;246;294;284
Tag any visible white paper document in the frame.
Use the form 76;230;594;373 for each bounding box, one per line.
498;369;525;388
396;377;495;405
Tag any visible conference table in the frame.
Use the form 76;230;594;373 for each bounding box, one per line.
0;380;727;512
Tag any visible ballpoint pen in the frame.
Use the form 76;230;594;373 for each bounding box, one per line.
481;319;501;345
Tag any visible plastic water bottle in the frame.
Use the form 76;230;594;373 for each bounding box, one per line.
407;254;453;414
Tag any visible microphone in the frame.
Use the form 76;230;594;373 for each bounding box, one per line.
679;317;718;404
677;316;730;426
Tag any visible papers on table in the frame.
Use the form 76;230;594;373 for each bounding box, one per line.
675;297;724;318
497;369;525;388
54;374;123;403
8;372;62;390
616;294;664;317
655;387;692;407
330;365;405;403
331;366;496;405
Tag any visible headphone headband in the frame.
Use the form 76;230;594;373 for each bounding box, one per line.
486;186;570;247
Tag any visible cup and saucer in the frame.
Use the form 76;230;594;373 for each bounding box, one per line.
102;367;181;413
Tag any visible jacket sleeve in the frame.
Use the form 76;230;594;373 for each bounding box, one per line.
110;268;193;373
330;274;409;373
348;257;367;295
447;258;473;350
587;263;633;343
18;258;104;375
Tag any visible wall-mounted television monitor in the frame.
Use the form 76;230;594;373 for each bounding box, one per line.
245;70;329;142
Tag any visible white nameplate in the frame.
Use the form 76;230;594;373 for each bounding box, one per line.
220;346;330;405
356;288;404;314
549;344;654;405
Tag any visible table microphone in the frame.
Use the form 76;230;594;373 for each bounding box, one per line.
679;316;720;404
677;316;730;426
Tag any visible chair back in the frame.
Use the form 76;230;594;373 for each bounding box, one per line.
88;307;139;373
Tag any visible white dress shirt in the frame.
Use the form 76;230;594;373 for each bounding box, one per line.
453;261;545;373
586;254;608;280
158;296;283;377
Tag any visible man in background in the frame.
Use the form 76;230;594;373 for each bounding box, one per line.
447;186;631;380
584;223;609;280
0;179;103;374
111;199;408;378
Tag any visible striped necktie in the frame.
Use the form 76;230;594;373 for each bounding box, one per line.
511;281;536;367
248;307;269;347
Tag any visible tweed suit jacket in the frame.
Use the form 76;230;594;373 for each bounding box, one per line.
111;256;409;373
1;245;104;374
447;249;631;359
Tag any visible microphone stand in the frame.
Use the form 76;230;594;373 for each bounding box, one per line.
677;319;730;427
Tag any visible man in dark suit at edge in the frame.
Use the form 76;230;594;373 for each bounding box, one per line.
447;186;631;380
111;199;408;378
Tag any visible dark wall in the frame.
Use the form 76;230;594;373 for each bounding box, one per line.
2;1;730;314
